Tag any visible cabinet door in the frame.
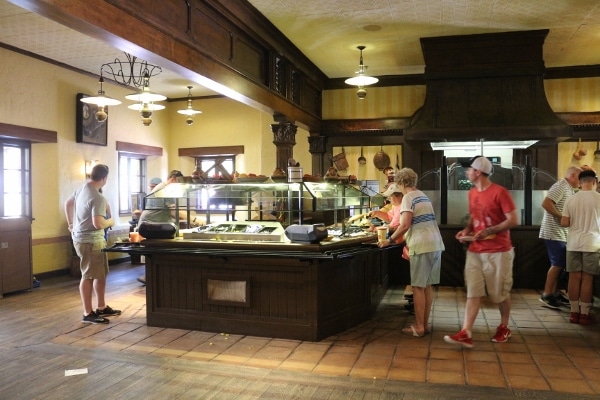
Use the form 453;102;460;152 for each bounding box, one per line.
1;230;32;294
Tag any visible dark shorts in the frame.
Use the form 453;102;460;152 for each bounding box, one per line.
544;239;566;268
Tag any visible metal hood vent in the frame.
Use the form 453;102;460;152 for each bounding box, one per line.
404;30;572;144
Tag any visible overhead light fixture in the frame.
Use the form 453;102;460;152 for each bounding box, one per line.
344;45;378;99
430;140;539;151
125;72;166;126
177;86;202;125
79;76;121;122
81;53;165;126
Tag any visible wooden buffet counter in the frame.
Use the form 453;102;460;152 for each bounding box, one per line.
107;234;392;341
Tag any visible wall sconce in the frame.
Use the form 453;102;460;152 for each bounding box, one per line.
85;160;98;178
177;86;202;125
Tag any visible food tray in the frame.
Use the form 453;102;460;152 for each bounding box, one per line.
270;176;287;182
302;176;324;183
236;177;269;183
204;179;234;184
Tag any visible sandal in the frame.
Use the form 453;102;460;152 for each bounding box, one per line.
402;325;424;337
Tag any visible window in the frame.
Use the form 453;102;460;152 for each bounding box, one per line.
118;154;146;215
194;156;236;211
195;156;235;179
0;140;31;218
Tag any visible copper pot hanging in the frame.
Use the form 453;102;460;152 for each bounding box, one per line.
373;146;391;171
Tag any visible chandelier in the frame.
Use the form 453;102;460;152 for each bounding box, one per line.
80;53;166;126
344;46;378;99
177;86;202;125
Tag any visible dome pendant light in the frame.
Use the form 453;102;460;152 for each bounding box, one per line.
79;76;121;122
344;45;378;99
177;86;202;125
125;73;166;126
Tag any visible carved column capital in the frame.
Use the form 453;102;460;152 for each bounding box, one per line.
308;135;326;154
271;123;297;146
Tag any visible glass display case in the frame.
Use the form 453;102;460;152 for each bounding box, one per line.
142;181;385;229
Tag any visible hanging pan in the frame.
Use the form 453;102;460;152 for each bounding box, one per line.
373;145;391;171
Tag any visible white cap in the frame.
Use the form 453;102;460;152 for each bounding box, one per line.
382;183;402;197
468;156;493;175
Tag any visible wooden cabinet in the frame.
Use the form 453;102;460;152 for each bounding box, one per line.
0;218;32;297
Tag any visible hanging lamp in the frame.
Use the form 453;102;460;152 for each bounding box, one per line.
79;76;121;122
177;86;202;125
344;46;378;99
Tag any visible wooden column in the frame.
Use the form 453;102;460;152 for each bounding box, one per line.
308;135;326;176
271;122;298;170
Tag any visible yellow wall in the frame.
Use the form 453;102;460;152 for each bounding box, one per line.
166;98;311;177
1;47;304;275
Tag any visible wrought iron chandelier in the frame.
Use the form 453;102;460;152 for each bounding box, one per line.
80;53;166;126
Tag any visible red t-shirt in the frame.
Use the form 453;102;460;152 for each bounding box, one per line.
467;183;515;253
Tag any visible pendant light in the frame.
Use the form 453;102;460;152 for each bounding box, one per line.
79;76;121;122
177;86;202;125
344;46;378;99
125;73;166;126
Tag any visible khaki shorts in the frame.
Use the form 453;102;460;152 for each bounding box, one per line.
73;241;109;280
465;249;514;303
566;251;600;275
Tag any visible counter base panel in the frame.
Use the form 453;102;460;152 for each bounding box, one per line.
145;248;386;341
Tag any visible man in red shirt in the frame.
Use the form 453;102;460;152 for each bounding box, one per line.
444;156;518;348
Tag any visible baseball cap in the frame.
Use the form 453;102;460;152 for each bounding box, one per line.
463;156;493;175
149;177;162;186
382;183;403;197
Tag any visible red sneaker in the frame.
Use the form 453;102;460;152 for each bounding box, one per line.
578;314;595;325
569;312;580;324
443;329;473;348
492;324;511;343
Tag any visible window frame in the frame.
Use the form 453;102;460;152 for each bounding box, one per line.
0;139;31;218
118;154;147;216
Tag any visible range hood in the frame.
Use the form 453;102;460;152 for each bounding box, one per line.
404;30;572;145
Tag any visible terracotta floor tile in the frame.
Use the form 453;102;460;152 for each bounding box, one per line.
312;352;357;376
466;360;502;376
428;358;464;372
467;372;507;388
532;353;571;365
507;375;551;391
427;370;465;385
501;361;543;377
549;378;596;394
496;351;534;364
387;365;427;382
463;350;498;362
538;363;584;380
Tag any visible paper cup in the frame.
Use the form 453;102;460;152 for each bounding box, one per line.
376;226;388;243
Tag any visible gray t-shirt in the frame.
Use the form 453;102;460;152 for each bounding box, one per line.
70;183;107;243
138;182;173;226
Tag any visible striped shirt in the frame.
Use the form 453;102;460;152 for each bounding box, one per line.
400;190;445;255
539;178;575;242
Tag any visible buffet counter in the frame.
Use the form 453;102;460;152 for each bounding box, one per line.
107;233;392;341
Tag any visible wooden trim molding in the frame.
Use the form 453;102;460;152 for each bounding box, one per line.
0;122;57;143
116;141;162;156
179;145;244;157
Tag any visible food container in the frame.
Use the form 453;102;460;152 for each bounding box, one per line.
288;166;303;182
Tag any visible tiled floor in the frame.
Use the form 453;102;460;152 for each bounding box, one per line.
47;263;600;397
